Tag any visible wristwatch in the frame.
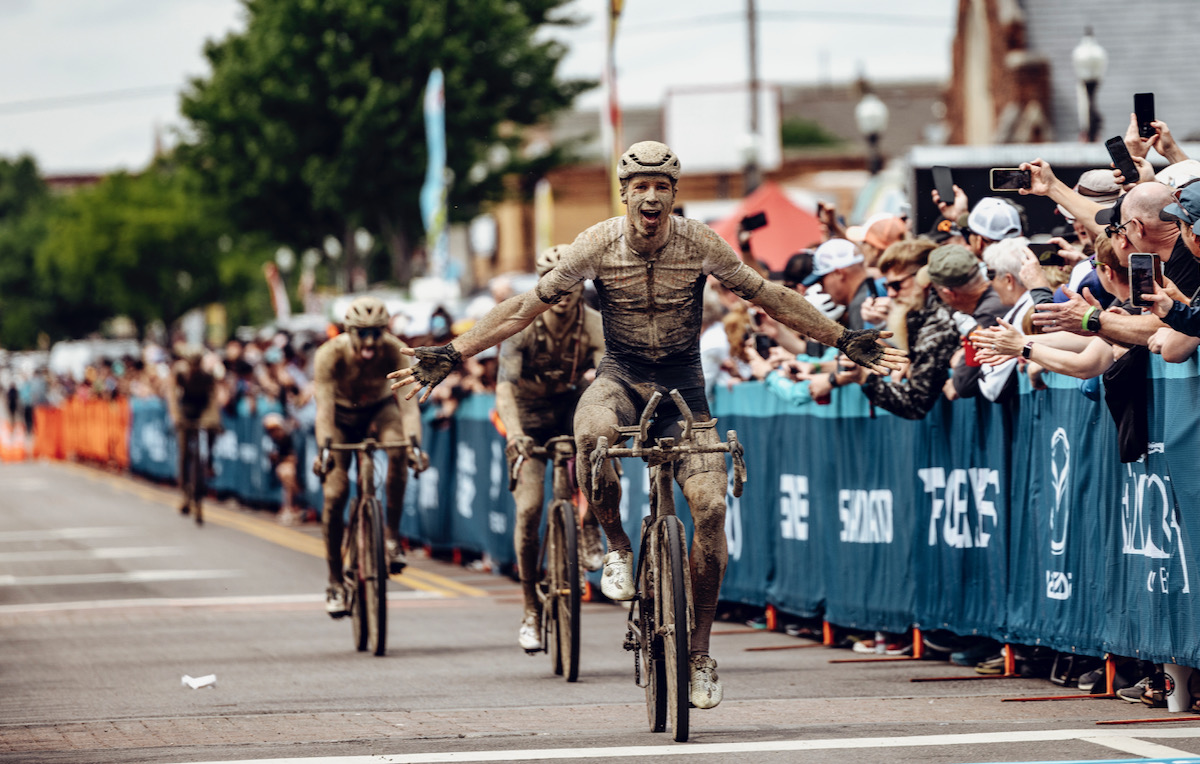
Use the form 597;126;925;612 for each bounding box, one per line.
827;371;840;388
1085;309;1102;333
1021;341;1034;360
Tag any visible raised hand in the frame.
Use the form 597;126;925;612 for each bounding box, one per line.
835;328;906;375
388;343;462;403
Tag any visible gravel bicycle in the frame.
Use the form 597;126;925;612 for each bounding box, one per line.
317;437;410;656
589;389;745;742
510;434;583;681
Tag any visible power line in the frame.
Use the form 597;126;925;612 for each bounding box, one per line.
0;85;180;117
623;10;951;35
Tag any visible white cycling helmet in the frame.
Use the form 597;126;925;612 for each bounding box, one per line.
617;141;681;182
535;245;568;277
343;296;389;329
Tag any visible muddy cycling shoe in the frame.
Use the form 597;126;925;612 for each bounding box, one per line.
689;655;723;709
385;538;407;574
579;522;605;572
600;550;635;601
325;585;349;619
179;500;190;516
518;611;542;653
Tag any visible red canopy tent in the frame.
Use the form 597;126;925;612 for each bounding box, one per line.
707;182;824;272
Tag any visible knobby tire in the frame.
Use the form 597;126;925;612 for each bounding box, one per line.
362;496;388;656
661;518;690;742
639;518;667;733
548;500;580;682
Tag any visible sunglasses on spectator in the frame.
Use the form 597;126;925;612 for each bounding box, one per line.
884;273;916;292
352;327;383;341
1105;219;1131;238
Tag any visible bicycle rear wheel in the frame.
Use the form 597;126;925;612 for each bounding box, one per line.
637;519;667;733
546;499;580;682
660;517;690;742
361;496;388;656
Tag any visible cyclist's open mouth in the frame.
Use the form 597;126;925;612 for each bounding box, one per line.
360;347;376;360
640;208;662;225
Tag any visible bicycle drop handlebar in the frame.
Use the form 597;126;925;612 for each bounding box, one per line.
314;437;417;481
508;434;575;492
588;389;746;502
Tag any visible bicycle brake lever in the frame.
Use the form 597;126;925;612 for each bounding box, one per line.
509;454;525;492
669;389;695;442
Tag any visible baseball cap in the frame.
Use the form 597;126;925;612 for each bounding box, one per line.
802;239;864;286
846;213;907;251
1159;183;1200;235
1156;159;1200;189
770;250;814;287
967;197;1023;241
1094;193;1126;227
925;244;980;288
925;216;962;244
1056;169;1121;220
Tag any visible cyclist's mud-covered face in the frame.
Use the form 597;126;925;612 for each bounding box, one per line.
624;174;676;239
349;326;383;361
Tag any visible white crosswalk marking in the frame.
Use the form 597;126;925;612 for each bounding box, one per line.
177;728;1200;764
0;526;140;542
0;590;444;614
0;546;183;562
0;569;242;586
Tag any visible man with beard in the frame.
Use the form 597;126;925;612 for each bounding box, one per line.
835;240;960;418
390;141;905;708
312;296;427;618
496;245;607;653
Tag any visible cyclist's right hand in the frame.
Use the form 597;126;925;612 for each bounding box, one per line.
505;434;535;463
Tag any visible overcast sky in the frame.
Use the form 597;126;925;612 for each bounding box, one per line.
0;0;954;174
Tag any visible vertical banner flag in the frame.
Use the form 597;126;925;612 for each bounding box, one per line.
421;68;451;279
533;178;554;255
602;0;625;217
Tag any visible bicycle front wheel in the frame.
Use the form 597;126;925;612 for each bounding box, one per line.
345;506;368;653
660;517;690;742
637;519;666;733
546;499;581;682
361;496;388;656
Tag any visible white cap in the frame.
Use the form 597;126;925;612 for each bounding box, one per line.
802;239;864;286
967;197;1022;241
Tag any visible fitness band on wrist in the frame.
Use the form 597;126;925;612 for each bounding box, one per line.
1022;341;1034;360
1082;306;1098;332
828;371;839;388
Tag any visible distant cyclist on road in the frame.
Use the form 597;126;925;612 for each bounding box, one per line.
496;244;607;653
167;344;221;517
312;297;427;618
390;141;905;708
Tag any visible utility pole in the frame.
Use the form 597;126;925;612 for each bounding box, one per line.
744;0;761;195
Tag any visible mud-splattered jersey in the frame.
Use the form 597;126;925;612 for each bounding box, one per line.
497;304;605;399
535;216;764;383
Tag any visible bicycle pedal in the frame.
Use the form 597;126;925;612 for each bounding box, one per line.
523;647;541;656
389;561;407;575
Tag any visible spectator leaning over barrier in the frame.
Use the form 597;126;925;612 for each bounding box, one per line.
1032;183;1197;347
926;244;1006;400
262;412;304;527
1144;183;1200;360
964;197;1023;258
977;239;1036;402
836;239;959;419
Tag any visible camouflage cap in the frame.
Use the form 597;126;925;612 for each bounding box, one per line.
927;244;981;288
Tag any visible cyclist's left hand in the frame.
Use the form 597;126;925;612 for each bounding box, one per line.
835;328;907;374
506;434;535;463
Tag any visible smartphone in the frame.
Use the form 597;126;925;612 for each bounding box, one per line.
741;211;768;231
1029;242;1068;267
932;165;955;204
990;168;1030;191
865;278;883;299
1128;252;1163;307
1105;136;1140;184
1134;93;1155;139
753;332;776;357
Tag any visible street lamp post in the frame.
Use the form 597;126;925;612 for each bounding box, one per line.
1072;27;1108;143
855;90;889;176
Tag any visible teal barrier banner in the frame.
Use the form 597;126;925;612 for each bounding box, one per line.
122;355;1200;668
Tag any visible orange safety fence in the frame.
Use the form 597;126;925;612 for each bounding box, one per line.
32;398;130;468
0;419;30;462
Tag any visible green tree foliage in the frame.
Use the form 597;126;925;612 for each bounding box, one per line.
179;0;592;283
35;163;275;342
781;118;842;148
0;156;57;349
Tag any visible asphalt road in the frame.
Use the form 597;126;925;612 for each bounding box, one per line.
2;460;1200;764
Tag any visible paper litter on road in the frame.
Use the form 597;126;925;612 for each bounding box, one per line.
181;674;216;689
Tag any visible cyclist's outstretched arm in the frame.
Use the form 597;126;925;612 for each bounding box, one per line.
312;343;339;448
